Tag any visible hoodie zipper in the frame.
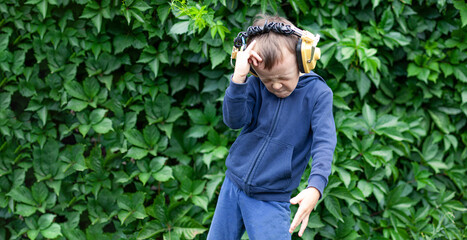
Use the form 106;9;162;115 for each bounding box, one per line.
245;98;283;185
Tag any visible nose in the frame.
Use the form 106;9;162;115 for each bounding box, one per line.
272;83;282;90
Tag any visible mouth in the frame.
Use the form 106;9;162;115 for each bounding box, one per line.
275;91;290;98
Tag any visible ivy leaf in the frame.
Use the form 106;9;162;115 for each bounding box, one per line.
92;118;114;134
66;99;88;112
157;4;170;24
356;71;371;98
192;195;209;211
137;220;165;240
453;0;467;27
41;223;62;238
7;186;36;206
210;47;227;69
37;106;47;126
362;103;376;129
187;125;211;138
124;129;148;149
379;8;394;31
31;182;48;205
324;196;344;222
149;58;159;77
89;109;107;124
126;147;149;160
152;166;173;182
170;21;190;35
64;81;87;101
37;214;55;229
427;110;452;134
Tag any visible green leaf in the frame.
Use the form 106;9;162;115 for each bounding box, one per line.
428;110;451;134
137;220;165;240
91;14;102;33
41;223;62;238
362;103;376;128
375;115;399;129
38;106;47;125
124;129;148;148
92;118;113;134
186;109;208;124
38;214;55;229
64;81;87;101
126;147;149;160
453;0;467;27
172;218;206;239
153;166;173;182
187;125;211;138
132;0;151;12
117;192;147;224
192;195;209;211
149;58;159;77
210;47;227;69
0;34;9;52
453;65;467;82
384;32;410;46
157;4;170;24
31;182;48;204
324;196;344;222
7;186;36;205
27;229;40;240
38;0;48;18
170;21;190;35
66;99;88;112
143;125;160;148
16;204;37;216
78;124;91;137
379;8;394;31
0;92;11;109
89;109;107;124
131;9;145;23
357;180;373;198
340;47;355;60
337;168;351;188
371;0;381;9
83;77;100;99
356;71;371;99
407;63;421;77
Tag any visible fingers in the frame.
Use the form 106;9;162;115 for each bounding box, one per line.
245;39;257;51
290;191;304;205
242;40;262;67
289;205;304;233
251;50;262;62
298;216;309;237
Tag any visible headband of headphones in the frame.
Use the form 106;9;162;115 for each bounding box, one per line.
233;22;299;48
230;21;321;74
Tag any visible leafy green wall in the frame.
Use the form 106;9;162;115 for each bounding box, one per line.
0;0;466;239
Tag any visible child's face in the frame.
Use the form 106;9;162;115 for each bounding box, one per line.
252;49;300;98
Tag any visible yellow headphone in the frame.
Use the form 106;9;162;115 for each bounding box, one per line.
230;22;321;76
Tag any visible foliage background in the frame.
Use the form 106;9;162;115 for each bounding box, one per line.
1;0;467;239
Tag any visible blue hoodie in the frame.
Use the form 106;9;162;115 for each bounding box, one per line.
223;72;336;202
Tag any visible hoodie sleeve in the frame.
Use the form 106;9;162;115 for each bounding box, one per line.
307;88;337;199
222;75;257;129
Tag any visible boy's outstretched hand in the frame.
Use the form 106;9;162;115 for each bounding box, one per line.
232;40;262;84
289;187;320;237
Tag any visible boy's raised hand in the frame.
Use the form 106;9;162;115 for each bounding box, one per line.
232;40;262;84
289;187;321;237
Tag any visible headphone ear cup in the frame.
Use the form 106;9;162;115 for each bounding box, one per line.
296;38;305;73
299;38;320;73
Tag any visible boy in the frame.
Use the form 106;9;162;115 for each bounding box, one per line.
207;15;336;239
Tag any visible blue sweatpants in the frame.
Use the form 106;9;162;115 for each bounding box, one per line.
207;176;291;240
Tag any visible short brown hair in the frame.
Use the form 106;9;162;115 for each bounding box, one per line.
247;14;299;70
